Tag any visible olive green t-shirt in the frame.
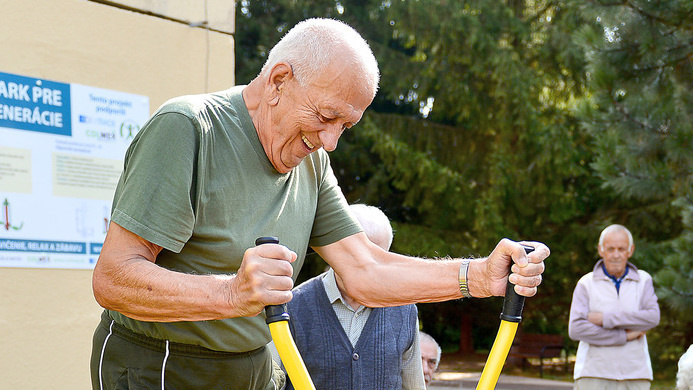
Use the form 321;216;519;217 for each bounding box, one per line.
107;86;361;352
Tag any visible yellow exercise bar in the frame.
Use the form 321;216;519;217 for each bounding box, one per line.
476;321;519;389
256;237;316;390
476;244;535;390
268;320;316;390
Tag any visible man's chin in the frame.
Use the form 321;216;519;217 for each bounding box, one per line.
274;166;292;174
272;160;298;174
274;155;310;173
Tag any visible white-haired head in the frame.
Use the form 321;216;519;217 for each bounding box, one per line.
598;224;634;249
261;18;380;97
419;331;442;369
349;204;393;251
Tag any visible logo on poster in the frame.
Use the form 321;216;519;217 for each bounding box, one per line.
120;120;139;140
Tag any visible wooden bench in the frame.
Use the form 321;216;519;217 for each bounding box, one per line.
508;333;568;377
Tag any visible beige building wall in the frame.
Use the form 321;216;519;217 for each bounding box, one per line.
0;0;235;388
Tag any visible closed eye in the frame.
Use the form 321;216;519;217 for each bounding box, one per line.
317;111;352;132
316;109;335;121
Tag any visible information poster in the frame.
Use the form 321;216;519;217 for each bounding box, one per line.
0;71;149;269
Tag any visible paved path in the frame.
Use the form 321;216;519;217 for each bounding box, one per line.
430;371;573;390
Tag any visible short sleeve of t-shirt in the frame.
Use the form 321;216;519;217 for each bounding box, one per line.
111;110;199;252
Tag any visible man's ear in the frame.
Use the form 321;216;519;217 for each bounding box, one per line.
627;244;635;258
267;62;293;105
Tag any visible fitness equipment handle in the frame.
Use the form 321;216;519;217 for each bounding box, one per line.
255;237;316;390
500;244;535;323
255;237;290;324
476;243;535;390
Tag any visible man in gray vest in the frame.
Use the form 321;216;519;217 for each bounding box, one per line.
284;204;424;389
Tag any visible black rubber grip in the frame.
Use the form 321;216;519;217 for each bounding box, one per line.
499;244;535;323
255;237;291;324
255;237;280;246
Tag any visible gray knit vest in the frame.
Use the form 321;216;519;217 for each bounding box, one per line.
286;275;418;390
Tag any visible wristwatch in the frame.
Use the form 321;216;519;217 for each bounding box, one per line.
458;259;472;298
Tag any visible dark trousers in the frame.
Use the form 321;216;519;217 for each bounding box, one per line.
91;311;278;390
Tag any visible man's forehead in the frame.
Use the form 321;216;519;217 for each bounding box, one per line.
421;343;438;355
603;231;629;244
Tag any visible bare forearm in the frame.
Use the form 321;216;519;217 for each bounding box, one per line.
93;221;296;321
93;256;234;322
92;221;237;322
318;234;547;307
337;253;463;307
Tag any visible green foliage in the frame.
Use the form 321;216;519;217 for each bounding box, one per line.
656;206;693;320
647;305;691;381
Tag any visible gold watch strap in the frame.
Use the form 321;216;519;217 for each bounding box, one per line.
458;259;472;298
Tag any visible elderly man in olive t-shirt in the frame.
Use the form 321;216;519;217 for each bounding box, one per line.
90;18;549;390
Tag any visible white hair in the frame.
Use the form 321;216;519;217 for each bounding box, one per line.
598;224;634;248
678;344;693;390
349;204;393;251
261;18;380;94
419;331;442;369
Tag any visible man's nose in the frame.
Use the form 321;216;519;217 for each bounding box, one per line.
319;124;343;152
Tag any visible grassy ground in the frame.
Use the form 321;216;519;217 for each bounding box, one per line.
438;351;677;389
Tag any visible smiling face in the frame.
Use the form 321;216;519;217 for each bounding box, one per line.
258;58;375;174
598;229;634;278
